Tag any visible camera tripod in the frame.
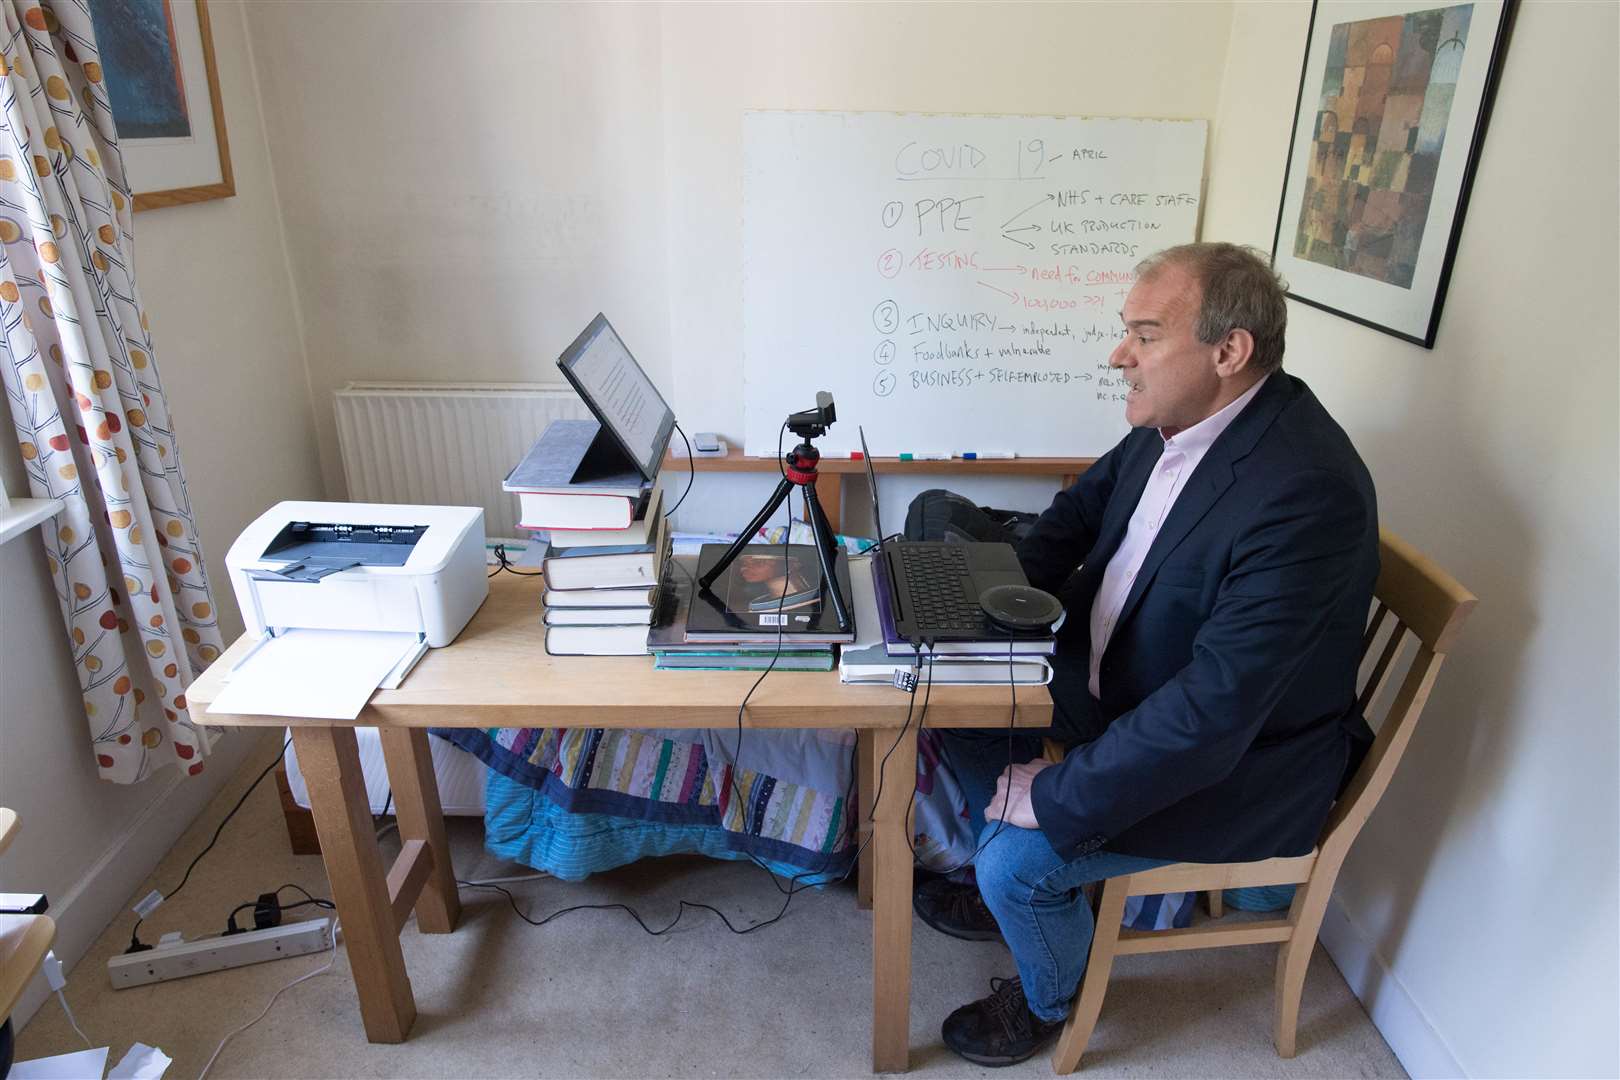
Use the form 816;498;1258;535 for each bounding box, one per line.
697;437;852;633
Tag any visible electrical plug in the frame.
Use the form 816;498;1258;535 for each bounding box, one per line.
253;892;282;930
43;950;67;992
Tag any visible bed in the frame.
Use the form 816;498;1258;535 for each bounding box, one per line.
279;723;975;881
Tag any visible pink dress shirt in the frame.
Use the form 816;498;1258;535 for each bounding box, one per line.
1088;375;1271;698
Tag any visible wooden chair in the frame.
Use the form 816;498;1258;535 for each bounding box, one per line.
1047;528;1476;1073
1;808;58;1072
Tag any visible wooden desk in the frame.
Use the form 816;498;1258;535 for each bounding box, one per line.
665;452;1094;533
186;573;1050;1072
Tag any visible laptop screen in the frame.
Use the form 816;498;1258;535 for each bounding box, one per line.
858;426;885;550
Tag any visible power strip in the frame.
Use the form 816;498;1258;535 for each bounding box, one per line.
107;917;333;989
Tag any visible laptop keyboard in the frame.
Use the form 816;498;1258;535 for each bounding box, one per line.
896;546;984;632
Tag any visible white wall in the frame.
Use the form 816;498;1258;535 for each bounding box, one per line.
243;1;675;504
1203;3;1619;1077
0;1;319;1025
244;0;1236;533
11;0;1605;1070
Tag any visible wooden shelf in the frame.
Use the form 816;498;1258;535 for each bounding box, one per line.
661;451;1092;533
666;452;1094;476
0;497;64;546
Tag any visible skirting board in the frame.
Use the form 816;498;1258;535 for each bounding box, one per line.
6;730;270;1031
1320;895;1467;1078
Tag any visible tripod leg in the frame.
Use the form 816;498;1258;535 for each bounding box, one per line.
698;476;794;590
801;484;852;632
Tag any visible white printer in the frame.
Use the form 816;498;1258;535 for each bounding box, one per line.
224;502;488;690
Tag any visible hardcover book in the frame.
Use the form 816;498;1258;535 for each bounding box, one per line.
650;555;837;654
683;544;855;643
505;419;652;530
541;515;670;590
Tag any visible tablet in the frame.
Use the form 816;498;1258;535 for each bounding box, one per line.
556;314;675;482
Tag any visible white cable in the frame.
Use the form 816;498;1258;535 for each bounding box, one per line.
54;989;92;1049
196;918;341;1080
40;951;92;1048
460;871;551;887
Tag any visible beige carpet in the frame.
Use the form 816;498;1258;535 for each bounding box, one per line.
17;738;1406;1079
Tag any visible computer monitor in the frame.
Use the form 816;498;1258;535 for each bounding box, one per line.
556;314;675;482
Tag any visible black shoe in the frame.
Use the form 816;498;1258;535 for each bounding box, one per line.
941;976;1065;1067
914;876;1003;942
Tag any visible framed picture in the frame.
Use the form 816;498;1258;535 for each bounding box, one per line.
1272;0;1515;347
88;0;234;210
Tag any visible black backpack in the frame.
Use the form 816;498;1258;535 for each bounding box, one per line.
902;488;1039;547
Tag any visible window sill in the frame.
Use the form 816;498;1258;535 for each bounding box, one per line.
0;498;65;546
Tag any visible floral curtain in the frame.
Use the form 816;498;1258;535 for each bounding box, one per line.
0;0;221;782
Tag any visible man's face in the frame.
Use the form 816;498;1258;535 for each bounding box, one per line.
738;557;775;582
1109;265;1225;436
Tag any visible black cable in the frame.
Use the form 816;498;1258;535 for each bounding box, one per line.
276;883;333;909
129;737;291;951
472;421;880;935
722;459;849;897
457;878;797;936
730;422;910;898
489;543;543;578
679;422;870;907
663;421;696;519
225;895;334;934
903;638;1022;878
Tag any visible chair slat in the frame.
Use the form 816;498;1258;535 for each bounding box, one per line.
1360;602;1389;663
1121;853;1317;894
1324;646;1444;856
1116;920;1293;955
1358;619;1407;714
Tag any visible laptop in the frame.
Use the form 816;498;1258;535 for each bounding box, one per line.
858;427;1033;644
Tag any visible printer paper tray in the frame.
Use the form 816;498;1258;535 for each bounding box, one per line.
209;628;427;720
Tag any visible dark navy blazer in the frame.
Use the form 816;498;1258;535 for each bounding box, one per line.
1019;373;1378;864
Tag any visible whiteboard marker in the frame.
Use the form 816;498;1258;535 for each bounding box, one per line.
899;452;951;461
962;451;1017;460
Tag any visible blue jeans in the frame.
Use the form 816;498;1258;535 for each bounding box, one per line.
944;729;1168;1022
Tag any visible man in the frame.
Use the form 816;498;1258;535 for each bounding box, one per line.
918;242;1379;1066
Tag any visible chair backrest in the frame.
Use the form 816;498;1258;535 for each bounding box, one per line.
1318;529;1477;861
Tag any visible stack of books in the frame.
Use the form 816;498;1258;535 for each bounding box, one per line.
504;420;669;655
647;546;856;671
839;554;1055;686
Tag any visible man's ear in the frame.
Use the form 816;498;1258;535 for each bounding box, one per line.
1213;328;1256;378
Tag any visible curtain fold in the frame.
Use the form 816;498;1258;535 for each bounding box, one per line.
0;0;221;782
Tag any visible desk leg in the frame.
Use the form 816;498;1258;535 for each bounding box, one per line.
379;728;461;934
870;725;917;1073
292;727;416;1043
856;730;876;909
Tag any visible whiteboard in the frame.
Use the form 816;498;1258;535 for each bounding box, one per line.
743;111;1207;457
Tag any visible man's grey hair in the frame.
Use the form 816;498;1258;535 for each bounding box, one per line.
1134;243;1289;373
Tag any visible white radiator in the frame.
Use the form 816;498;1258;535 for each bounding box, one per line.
334;381;589;540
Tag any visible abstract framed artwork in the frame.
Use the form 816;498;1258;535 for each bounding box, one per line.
88;0;234;210
1273;0;1515;347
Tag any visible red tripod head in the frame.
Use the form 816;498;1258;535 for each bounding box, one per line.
784;442;820;486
